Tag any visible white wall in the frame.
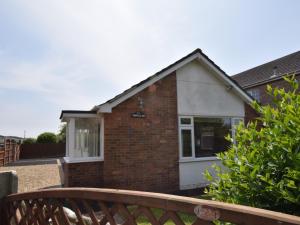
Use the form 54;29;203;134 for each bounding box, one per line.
179;159;225;190
176;60;245;117
176;59;245;190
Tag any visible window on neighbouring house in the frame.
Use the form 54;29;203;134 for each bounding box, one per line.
247;89;260;102
179;116;243;159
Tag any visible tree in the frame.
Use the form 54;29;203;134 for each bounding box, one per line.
57;123;66;143
205;76;300;215
22;138;36;144
36;132;57;144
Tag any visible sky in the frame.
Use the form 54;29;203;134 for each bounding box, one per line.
0;0;300;138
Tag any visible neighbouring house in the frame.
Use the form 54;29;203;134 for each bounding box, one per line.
0;136;4;148
60;49;254;193
0;135;23;148
232;50;300;105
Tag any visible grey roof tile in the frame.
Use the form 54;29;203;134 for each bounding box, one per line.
232;51;300;87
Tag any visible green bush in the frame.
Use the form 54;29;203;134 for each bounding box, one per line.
56;123;66;143
205;76;300;215
22;138;36;144
36;132;57;144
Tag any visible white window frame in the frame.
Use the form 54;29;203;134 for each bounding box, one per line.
179;127;195;159
179;116;194;159
179;116;244;161
65;116;104;163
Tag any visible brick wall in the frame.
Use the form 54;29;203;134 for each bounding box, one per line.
63;161;104;187
244;103;259;125
245;75;300;106
244;75;300;126
103;72;179;193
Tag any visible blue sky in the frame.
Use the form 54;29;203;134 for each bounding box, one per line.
1;0;300;137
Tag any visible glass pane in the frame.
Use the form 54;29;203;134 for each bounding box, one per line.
74;118;100;157
181;129;192;157
180;118;191;125
194;118;231;157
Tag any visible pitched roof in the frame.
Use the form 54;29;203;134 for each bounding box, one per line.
94;48;252;112
232;50;300;88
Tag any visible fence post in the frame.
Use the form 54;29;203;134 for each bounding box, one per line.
0;171;18;225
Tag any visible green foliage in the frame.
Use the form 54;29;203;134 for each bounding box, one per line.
22;138;36;144
56;123;66;143
36;132;57;144
205;75;300;215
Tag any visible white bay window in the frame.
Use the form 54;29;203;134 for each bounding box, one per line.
74;118;100;158
61;111;104;163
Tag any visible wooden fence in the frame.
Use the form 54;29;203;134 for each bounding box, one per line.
1;188;300;225
0;139;20;167
20;143;65;159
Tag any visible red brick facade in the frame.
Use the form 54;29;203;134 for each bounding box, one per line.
103;72;179;193
245;75;300;106
63;161;103;187
243;75;300;126
244;103;259;125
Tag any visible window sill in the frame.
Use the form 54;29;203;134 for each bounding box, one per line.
179;156;220;163
63;157;104;164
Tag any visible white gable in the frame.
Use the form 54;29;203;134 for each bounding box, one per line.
176;60;245;117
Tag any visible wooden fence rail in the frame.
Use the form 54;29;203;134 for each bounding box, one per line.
1;188;300;225
0;139;20;167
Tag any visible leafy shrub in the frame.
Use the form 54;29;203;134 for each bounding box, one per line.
22;138;36;144
36;132;57;144
56;123;66;143
205;76;300;215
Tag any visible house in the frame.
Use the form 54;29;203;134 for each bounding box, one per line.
60;49;254;193
0;135;23;148
232;50;300;105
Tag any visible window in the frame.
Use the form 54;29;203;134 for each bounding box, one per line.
74;118;100;157
180;129;193;157
179;116;243;159
247;89;260;102
180;117;191;125
194;118;231;157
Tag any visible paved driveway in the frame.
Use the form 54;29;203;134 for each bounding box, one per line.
0;158;62;193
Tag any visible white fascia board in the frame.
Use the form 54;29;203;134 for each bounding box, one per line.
61;113;98;122
97;53;199;113
197;55;253;104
